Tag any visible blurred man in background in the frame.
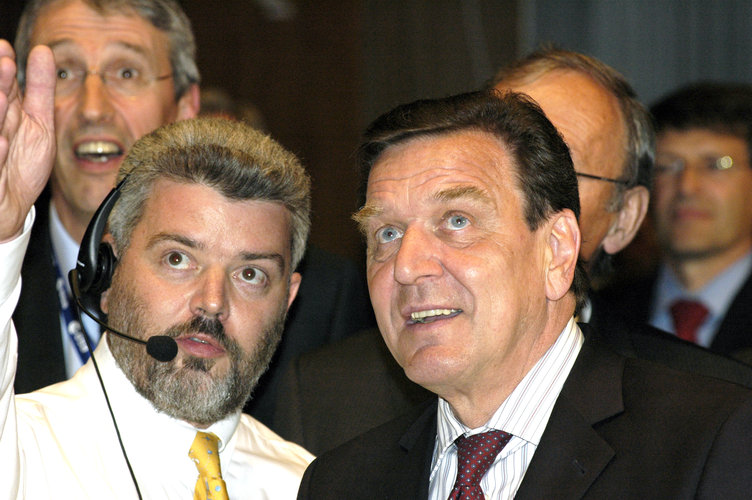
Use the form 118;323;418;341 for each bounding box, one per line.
602;82;752;360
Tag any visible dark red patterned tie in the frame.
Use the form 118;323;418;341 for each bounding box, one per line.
670;299;709;344
448;430;512;499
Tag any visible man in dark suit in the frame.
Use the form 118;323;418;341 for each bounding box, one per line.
297;90;752;498
275;49;752;456
601;83;752;360
12;0;375;430
279;317;752;457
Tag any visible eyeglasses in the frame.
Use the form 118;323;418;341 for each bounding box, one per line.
55;64;173;97
575;172;630;186
654;156;737;177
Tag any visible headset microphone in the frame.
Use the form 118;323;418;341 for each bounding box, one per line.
68;274;178;362
68;176;178;362
69;299;178;362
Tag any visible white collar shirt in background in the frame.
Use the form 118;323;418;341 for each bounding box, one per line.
650;252;752;347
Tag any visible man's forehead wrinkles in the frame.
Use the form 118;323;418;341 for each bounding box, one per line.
370;166;492;198
370;164;460;184
52;45;156;67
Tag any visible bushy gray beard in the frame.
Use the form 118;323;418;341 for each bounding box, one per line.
105;275;285;426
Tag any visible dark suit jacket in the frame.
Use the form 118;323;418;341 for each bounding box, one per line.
598;270;752;358
275;309;752;455
13;197;376;428
274;328;432;454
13;193;67;393
298;326;752;499
245;245;375;427
588;292;752;385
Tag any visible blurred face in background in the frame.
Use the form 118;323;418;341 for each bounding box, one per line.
653;128;752;267
31;0;198;240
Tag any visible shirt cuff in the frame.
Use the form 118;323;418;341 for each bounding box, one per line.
0;207;35;304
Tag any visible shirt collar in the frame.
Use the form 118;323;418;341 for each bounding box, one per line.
84;337;242;457
434;317;583;457
655;251;752;317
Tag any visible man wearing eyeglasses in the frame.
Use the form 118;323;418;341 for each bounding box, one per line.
491;49;652;291
11;0;200;393
602;83;752;359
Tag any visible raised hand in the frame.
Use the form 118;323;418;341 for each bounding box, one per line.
0;40;56;242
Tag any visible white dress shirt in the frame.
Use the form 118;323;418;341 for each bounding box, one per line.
428;318;583;499
1;209;314;499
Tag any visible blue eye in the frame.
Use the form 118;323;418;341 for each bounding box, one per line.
447;214;469;230
376;226;403;244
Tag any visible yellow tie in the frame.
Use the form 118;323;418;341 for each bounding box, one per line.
189;431;230;500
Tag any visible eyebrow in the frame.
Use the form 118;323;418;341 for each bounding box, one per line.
352;184;492;234
146;232;286;270
352;205;382;233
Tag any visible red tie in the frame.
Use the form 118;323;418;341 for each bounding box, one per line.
448;430;512;499
669;299;709;343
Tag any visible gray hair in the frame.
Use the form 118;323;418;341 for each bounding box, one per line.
490;47;655;209
109;117;311;270
15;0;200;99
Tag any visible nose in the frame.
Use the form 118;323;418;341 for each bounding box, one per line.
676;162;702;195
392;226;443;285
78;72;114;123
189;266;228;320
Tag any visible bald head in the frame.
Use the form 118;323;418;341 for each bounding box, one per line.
491;49;653;283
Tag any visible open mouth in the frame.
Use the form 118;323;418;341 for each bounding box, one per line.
175;334;226;358
75;140;124;163
409;308;462;325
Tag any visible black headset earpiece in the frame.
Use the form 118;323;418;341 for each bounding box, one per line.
69;176;128;320
66;174;178;365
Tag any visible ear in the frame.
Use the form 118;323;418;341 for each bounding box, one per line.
99;233;118;314
286;272;302;311
545;209;581;302
602;185;649;255
176;84;200;120
101;233;118;257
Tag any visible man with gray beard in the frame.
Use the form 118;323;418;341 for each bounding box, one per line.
0;39;313;498
109;308;285;426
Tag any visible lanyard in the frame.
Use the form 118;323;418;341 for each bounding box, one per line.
52;253;96;364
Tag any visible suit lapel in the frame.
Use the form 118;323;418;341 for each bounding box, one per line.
387;400;436;499
516;327;623;499
711;272;752;354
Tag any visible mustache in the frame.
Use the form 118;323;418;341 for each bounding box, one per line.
163;316;229;349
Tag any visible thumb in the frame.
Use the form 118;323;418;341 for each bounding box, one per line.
22;45;55;131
